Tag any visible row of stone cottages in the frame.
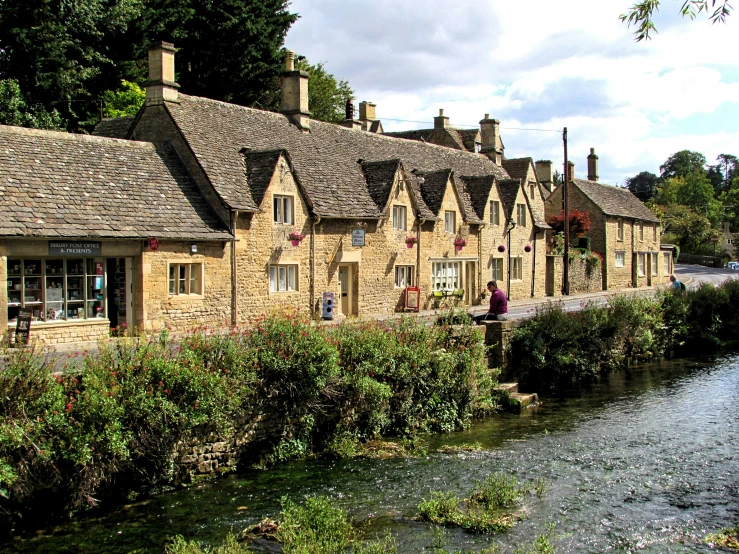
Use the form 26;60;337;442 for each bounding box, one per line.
0;42;672;346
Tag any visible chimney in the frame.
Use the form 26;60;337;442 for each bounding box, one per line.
479;114;503;165
145;41;180;106
434;108;449;130
587;147;599;181
535;160;553;192
280;50;311;131
340;97;362;130
567;160;576;182
359;101;375;122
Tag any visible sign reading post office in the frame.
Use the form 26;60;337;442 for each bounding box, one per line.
48;241;102;256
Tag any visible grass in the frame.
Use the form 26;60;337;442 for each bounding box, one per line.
706;522;739;551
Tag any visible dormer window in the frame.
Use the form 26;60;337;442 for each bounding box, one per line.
392;205;407;230
274;195;294;225
444;211;456;233
516;204;527;227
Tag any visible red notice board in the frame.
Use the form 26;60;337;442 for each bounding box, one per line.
404;286;420;312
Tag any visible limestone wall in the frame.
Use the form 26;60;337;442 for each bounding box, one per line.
546;255;604;296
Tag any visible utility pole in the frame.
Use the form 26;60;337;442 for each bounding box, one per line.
563;127;570;295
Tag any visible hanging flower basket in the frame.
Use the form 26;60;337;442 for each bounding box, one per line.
453;236;466;251
288;231;305;246
497;244;506;253
524;244;532;253
405;236;418;248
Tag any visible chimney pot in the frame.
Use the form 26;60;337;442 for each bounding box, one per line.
587;147;599;181
285;50;295;71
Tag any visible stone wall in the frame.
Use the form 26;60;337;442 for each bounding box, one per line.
6;319;110;347
546;255;603;296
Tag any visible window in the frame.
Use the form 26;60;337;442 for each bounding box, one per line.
615;251;625;268
653;225;657;242
639;223;644;242
651;253;658;276
432;261;460;291
617;218;624;241
511;257;523;280
516;204;527;227
638;253;646;276
169;263;203;295
392;205;407;230
663;252;671;275
492;258;503;282
269;264;298;292
394;265;414;287
529;183;536;199
490;201;500;225
273;195;294;225
444;211;456;233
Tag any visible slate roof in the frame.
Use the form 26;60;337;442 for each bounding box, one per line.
92;116;135;139
572;178;660;223
162;94;511;218
0;125;232;240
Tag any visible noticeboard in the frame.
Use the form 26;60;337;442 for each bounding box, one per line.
15;308;32;346
404;286;420;312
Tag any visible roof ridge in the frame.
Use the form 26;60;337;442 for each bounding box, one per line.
0;124;155;149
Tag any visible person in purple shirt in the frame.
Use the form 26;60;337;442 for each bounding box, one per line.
474;280;508;324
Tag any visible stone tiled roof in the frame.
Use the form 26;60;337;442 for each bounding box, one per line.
243;149;283;207
572;178;660;223
0;125;232;240
459;129;480;152
502;157;532;181
404;173;437;221
164;94;510;218
361;159;401;211
497;179;522;222
454;176;484;225
385;127;479;153
92;116;135;139
418;169;452;216
383;129;431;142
460;175;495;221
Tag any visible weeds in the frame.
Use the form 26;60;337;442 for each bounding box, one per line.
705;522;739;551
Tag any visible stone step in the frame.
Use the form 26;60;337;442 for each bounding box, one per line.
508;392;539;411
496;382;519;394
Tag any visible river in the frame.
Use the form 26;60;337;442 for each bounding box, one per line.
4;355;738;553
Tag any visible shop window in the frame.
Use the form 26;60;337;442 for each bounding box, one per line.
169;263;203;295
394;265;414;288
511;257;523;280
490;201;500;225
615;251;625;268
6;258;105;324
617;218;624;241
492;258;503;282
651;253;658;276
392;205;407;230
273;195;294;225
516;204;527;227
444;211;456;233
432;261;460;291
269;264;297;292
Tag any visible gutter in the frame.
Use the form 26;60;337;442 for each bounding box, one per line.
230;210;239;326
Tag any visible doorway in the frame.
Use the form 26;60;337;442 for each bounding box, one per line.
106;258;132;330
338;264;354;316
465;261;476;306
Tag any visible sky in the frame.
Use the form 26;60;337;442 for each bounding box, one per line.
284;0;739;186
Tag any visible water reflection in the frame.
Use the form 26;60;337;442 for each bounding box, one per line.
5;356;738;553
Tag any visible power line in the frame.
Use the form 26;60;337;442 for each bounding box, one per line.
381;116;561;133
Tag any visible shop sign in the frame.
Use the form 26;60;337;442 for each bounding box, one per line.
48;241;102;256
15;308;32;346
351;229;365;247
148;238;160;251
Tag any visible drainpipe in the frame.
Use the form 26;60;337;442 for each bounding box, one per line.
506;219;516;300
631;219;636;287
478;223;485;304
531;229;538;298
311;215;321;318
230;210;239;326
416;218;425;287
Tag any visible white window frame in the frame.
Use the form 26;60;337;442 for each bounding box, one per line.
492;258;503;282
392;205;407;231
638;253;646;277
615;250;625;268
516;204;527;227
273;195;294;225
651;253;658;276
663;252;671;275
617;218;624;241
639;223;644;242
431;261;461;291
169;263;203;296
490;201;500;225
511;257;523;281
444;211;456;233
269;264;298;292
394;265;414;288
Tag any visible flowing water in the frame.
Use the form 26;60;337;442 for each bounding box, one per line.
5;355;738;553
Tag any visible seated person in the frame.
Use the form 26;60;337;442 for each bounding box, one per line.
474;281;508;324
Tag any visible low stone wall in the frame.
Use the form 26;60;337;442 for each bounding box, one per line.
677;253;722;268
482;319;524;372
5;319;110;347
546;255;603;296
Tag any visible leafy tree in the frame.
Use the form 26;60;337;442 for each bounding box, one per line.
292;57;354;123
552;169;564;186
676;170;721;221
102;80;145;118
652;176;683;206
545;209;591;245
625;171;659;201
711;154;739;192
721;177;739;229
0;79;65;130
659;150;707;180
620;0;732;41
649;203;713;250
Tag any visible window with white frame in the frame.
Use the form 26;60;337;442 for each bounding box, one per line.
663;252;671;275
431;261;460;291
269;264;298;292
653;224;657;242
638;253;646;276
639;223;644;242
444;211;456;233
394;265;414;287
615;250;625;268
273;195;294;225
617;218;624;241
169;263;203;295
651;253;658;276
516;204;527;227
392;205;407;230
511;257;523;280
492;258;503;282
490;201;500;225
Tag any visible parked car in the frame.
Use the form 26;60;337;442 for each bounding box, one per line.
727;262;739;270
